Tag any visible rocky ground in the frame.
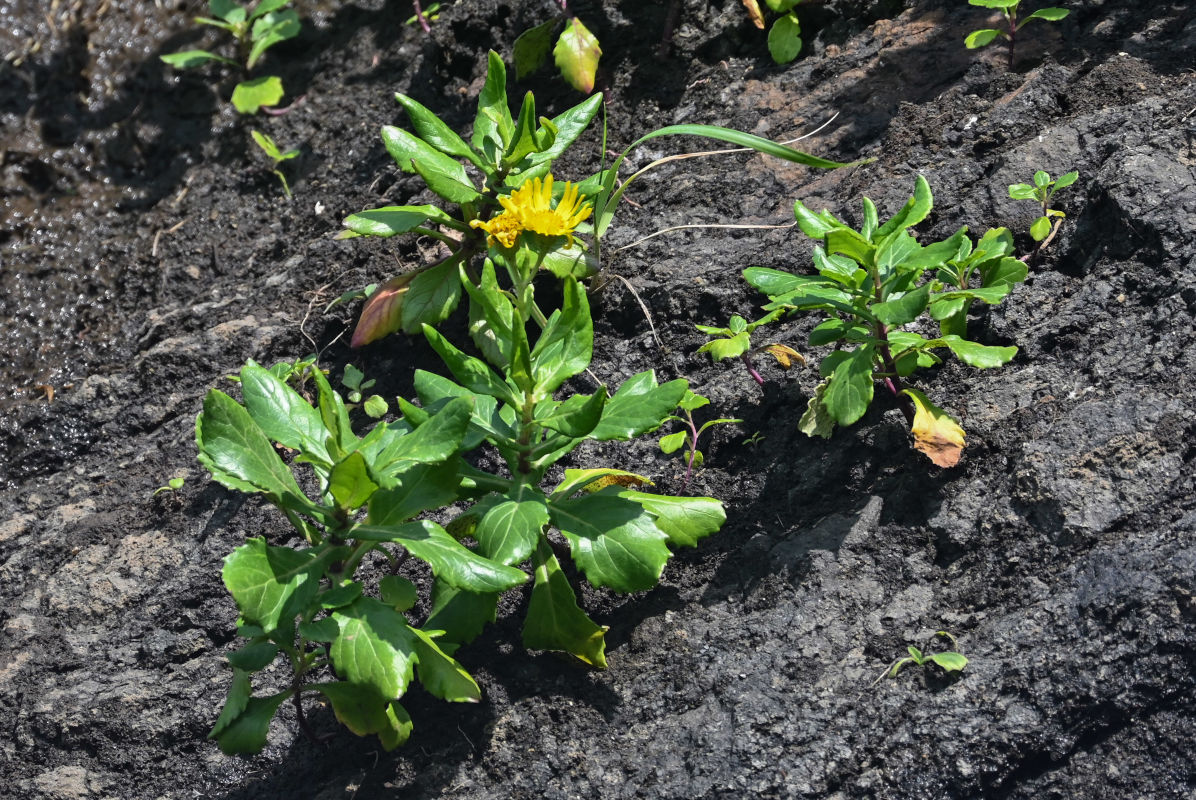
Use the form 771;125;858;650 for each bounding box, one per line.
2;0;1196;797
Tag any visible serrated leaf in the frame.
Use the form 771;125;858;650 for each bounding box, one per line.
222;538;319;634
550;493;671;592
523;541;608;668
410;628;482;702
903;388;966;468
554;18;601;94
379;702;414;750
823;345;875;427
330;597;418;700
380;576;418;612
616;491;725;548
226;641;279;672
209;669;251;740
424;579;499;651
589;372;688;441
231;75;285;114
475;486;549;566
239;363;331;466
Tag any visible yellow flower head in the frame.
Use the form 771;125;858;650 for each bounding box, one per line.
471;174;593;250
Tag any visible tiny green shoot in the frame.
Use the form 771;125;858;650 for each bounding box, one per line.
340;364;389;419
883;631;969;680
964;0;1069;70
152;476;186;496
406;2;442;29
658;391;742;490
250;130;300;200
1008;169;1077;255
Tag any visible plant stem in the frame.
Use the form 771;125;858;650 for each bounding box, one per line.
681;411;699;491
412;0;431;33
741;352;766;389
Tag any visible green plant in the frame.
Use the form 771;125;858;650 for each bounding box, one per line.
1008;169;1077;250
340;364;389;419
250;130;299;199
406;1;443;30
513;1;602;93
161;0;300;114
696;313;804;388
658;391;742;490
884;631;968;679
340;52;863;348
152;476;185;496
731;176;1023;467
964;0;1069;69
742;0;809;64
196;246;728;752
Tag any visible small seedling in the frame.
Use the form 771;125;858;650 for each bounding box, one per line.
964;0;1069;69
161;0;300;114
250;130;299;199
659;391;742;490
340;364;389;418
883;631;969;680
742;431;765;448
1008;169;1077;254
742;0;808;64
406;2;442;30
512;1;602;93
152;476;186;496
696;313;804;388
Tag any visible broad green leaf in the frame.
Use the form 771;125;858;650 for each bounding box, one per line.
744;267;833;298
589;371;688;441
367;461;460;523
980;256;1027;288
423;325;517;405
424;579;499;651
539;241;600;279
211;690;290;755
1030;216;1051;241
1054;170;1078;189
311;682;393;738
472;51;514;154
196;389;311;507
616;491;725;548
410;627;482;702
514;18;557;80
929;651;969;672
767;13;802;64
343;205;455;238
466;259;517;369
929;296;969;338
934;286;1012;305
368;395;472;476
1023;7;1069;23
400;258;464;334
222;538;319;633
872;284;930;326
523;541;608;668
799;381;835;438
300;617;340;641
1008;183;1038;200
312;366;356;457
941;336;1017;368
475;485;549;566
964;28;1002;48
659;430;687;454
379;702;414;750
160;50;237;69
792;201;842;239
969;0;1018;7
554;17;601;93
379;575;418;612
809;318;853;346
538;388;607;439
813;248;861;283
531;276;593;394
209;0;243;22
318;582;364;610
414;369;515;445
823;344;875;427
550;492;671;592
209;669;251;739
381;126;481;204
698;331;750;361
529;93;603;164
249;0;290;20
330;597;418;699
328;451;379;510
239;363;331;466
504;91;544;165
394;93;481;167
876;175;933;237
226;641;279;672
353;519;528;593
231;75;284;114
903;388;966;468
765;0;802;10
826;228;873;264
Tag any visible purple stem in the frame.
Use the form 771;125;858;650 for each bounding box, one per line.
413;0;431;33
742;353;766;389
682;412;699;491
261;95;307;116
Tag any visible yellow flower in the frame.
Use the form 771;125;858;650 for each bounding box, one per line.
470;174;592;250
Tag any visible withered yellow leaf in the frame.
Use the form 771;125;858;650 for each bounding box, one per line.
902;388;965;468
764;343;805;370
741;0;766;29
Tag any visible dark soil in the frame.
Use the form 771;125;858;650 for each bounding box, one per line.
3;0;1196;797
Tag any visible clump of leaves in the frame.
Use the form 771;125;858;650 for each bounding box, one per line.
340;364;388;419
742;0;809;64
340;52;863;348
161;0;299;114
512;1;602;93
658;391;742;490
250;129;299;199
728;176;1024;467
196;236;728;752
883;631;968;680
964;0;1069;70
1008;169;1077;254
696;312;804;388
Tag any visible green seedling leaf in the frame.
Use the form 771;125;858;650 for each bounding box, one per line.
523;541;608;668
940;335;1017;368
550;492;671;593
379;576;418;612
247;9;300;69
363;395;389;418
589;371;689;441
231;75;285;114
343;205;455;238
1054;170;1078;189
554;17;601;94
514;18;558;80
409;627;482;702
330;597;418;700
659;430;687;454
222;538;319;634
964;28;1002;48
929;651;969;672
1029;216;1051;241
209;0;244;22
698;331;750;361
980;256;1027;288
767;13;802;64
161;50;238;69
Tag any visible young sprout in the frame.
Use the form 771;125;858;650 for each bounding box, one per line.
696;313;804;390
881;631;968;682
659;391;742;490
152;476;186;496
1008;169;1077;257
340;364;389;418
250;130;300;200
965;0;1069;70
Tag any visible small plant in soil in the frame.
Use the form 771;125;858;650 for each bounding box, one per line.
250;129;299;199
964;0;1069;69
881;631;968;681
741;0;809;64
161;0;300;114
696;313;804;388
196;232;726;752
1008;169;1077;255
339;364;388;419
731;176;1023;467
658;390;743;490
152;476;185;496
512;1;602;93
341;52;862;348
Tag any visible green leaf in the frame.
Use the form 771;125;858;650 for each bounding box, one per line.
312;366;357;458
475;485;549;566
876;175;933;237
659;430;687;454
472;51;514;155
367;461;459;523
249;0;291;20
394;93;481;167
979;256;1027;288
379;702;414;750
531;276;593;394
1054;170;1079;189
318;583;364;610
343;205;455;238
400;258;464;334
367;395;473;476
792;201;842;239
809;318;852;346
222;538;319;634
209;0;243;22
239;363;331;466
381;126;481;204
930;296;970;338
539;388;608;439
423;325;517;405
523;541;608;668
363;395;389;418
872;283;931;326
514;18;558;80
529;93;603;165
212;690;290;755
350;272;418;348
814;248;861;284
209;669;251;740
247;10;300;70
799;381;835;438
539;241;599;279
409;628;482;702
328;451;379;510
330;597;418;700
231;75;285;114
1008;183;1038;200
941;336;1017;368
698;331;750;361
424;579;499;651
160;50;238;69
554;17;601;93
380;576;418;612
616;491;725;548
310;682;394;738
1030;216;1051;241
551;468;654;498
964;28;1002;48
196;389;311;507
550;492;671;593
929;651;969;672
744;267;831;298
1022;8;1068;24
589;372;688;441
767;13;802;64
823;345;875;427
969;0;1018;7
353;520;528;593
226;641;279;672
